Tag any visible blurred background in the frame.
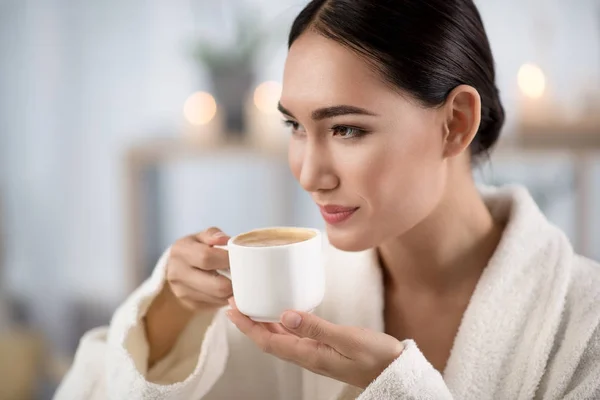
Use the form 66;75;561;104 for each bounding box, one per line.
0;0;599;398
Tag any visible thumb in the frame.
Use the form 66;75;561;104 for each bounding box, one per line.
197;227;230;246
281;311;343;347
208;233;230;247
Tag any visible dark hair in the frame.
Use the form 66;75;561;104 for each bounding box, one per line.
288;0;505;159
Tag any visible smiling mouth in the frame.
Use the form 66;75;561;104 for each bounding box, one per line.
318;205;360;225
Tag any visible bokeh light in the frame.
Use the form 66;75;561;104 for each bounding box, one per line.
518;63;546;99
183;91;217;125
253;81;282;114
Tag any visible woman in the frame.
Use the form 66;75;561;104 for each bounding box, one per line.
55;0;600;399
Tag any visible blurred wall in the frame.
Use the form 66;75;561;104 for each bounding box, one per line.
0;0;599;357
0;0;305;353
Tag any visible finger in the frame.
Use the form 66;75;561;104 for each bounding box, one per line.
170;261;233;299
168;286;225;311
227;308;343;374
227;307;275;351
178;297;223;311
227;308;296;354
263;323;297;336
173;238;229;271
226;298;296;336
280;311;345;349
171;281;230;306
195;227;230;246
192;271;233;299
228;296;237;309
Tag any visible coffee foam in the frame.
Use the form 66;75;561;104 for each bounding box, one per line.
233;228;316;248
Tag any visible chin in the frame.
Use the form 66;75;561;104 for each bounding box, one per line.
324;225;376;252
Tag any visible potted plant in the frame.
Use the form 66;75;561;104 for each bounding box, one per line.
191;7;276;138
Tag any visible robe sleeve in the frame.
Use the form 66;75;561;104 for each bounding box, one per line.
53;249;230;400
358;340;453;400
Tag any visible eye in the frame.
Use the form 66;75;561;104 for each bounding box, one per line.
282;119;305;135
332;125;367;139
283;119;299;130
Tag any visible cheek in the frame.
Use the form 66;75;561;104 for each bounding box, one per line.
364;125;446;233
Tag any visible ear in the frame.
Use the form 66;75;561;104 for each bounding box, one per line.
442;85;481;158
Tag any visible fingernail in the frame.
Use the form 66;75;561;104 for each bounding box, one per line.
281;311;302;329
213;231;227;238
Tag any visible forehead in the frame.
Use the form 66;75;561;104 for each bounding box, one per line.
281;31;393;109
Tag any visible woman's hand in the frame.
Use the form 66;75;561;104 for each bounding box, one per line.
145;227;232;366
227;300;404;389
165;227;233;310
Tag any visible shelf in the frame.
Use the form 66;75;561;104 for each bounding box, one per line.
513;124;600;152
126;136;287;165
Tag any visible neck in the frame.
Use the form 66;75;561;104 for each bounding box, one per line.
378;170;503;294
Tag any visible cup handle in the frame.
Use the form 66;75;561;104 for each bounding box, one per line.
213;245;231;280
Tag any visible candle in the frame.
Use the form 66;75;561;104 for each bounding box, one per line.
246;81;288;151
517;63;551;129
182;91;224;145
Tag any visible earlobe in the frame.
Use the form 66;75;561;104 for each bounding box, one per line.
442;85;482;158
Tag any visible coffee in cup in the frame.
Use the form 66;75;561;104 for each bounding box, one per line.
232;227;316;248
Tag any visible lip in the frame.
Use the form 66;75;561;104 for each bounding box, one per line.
318;204;359;225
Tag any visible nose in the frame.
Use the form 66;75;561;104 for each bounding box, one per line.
298;140;339;193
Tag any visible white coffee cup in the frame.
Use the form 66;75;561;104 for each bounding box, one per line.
216;227;325;322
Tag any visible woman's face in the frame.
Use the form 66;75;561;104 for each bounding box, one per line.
282;32;449;251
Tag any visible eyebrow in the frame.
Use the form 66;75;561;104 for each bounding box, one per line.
278;102;378;121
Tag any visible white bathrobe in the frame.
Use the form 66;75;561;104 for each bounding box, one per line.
54;186;600;400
